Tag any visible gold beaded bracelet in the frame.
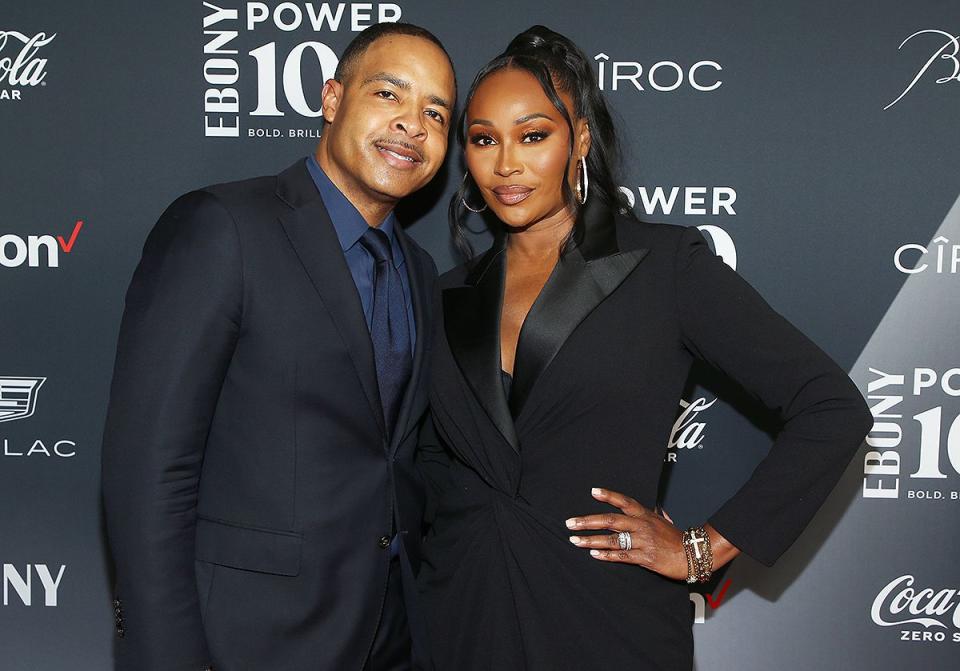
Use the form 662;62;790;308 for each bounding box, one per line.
681;525;713;584
683;538;697;583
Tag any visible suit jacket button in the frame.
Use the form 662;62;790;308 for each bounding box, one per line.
378;536;391;549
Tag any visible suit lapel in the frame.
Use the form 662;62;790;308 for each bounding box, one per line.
275;161;386;437
389;228;431;455
510;201;649;417
443;237;520;453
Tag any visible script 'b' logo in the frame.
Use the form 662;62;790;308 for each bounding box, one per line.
0;377;46;423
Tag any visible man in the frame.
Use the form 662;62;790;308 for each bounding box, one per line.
101;22;455;671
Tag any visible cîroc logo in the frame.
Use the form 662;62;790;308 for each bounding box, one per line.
884;30;960;110
871;575;960;643
0;30;56;101
0;376;45;423
894;236;960;274
594;53;721;92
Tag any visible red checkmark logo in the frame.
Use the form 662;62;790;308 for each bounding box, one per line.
57;220;83;253
705;579;732;609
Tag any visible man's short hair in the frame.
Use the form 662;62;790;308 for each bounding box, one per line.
334;22;455;92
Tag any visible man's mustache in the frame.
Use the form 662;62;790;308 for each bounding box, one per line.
373;137;425;162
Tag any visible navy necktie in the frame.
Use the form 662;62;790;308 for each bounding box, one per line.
360;227;412;439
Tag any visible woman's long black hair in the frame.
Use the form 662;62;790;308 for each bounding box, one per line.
449;25;634;261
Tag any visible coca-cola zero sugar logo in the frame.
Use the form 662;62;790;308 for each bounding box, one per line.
0;30;55;101
871;575;960;644
666;396;716;462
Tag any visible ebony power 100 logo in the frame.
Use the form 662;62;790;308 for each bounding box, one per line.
202;1;402;138
862;366;960;502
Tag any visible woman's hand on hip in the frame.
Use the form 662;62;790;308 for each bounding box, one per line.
565;487;688;581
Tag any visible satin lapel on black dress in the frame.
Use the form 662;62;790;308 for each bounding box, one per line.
275;161;387;438
442;237;520;453
509;202;649;417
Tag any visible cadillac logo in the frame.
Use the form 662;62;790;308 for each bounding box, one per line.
0;376;46;423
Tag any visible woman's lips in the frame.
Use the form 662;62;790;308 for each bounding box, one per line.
492;185;533;205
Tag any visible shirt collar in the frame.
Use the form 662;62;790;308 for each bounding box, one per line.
305;156;404;267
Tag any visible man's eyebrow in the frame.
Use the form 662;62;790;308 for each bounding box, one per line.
427;94;452;110
361;72;410;90
468;113;554;126
362;72;451;110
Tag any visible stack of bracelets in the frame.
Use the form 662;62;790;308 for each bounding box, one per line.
681;525;713;584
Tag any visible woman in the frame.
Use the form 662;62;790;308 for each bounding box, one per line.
416;25;872;670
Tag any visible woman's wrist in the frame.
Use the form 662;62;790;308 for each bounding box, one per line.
678;523;741;582
680;525;714;583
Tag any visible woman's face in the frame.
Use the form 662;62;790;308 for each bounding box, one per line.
465;67;589;230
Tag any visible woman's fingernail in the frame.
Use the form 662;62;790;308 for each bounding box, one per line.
569;536;581;544
590;550;600;557
591;488;602;496
565;518;577;529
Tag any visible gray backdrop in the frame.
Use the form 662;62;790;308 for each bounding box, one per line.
1;1;958;669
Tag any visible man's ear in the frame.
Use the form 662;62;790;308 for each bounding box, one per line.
321;79;343;124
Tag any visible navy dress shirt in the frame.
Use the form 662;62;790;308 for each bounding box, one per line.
305;155;416;352
306;157;413;557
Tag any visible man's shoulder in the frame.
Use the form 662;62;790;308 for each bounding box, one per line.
157;161;302;232
174;157;308;211
151;168;292;248
195;172;278;211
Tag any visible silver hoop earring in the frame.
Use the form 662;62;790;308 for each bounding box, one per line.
461;172;487;213
576;156;589;205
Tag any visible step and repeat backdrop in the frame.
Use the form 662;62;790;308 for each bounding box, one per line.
1;1;958;669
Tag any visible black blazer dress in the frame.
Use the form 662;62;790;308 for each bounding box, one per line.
415;199;872;670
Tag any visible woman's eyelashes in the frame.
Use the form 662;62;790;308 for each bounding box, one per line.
521;129;550;143
468;129;552;146
469;132;496;146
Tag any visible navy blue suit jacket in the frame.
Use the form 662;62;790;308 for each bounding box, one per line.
101;158;437;671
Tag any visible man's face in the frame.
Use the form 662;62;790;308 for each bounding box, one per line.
317;34;455;209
